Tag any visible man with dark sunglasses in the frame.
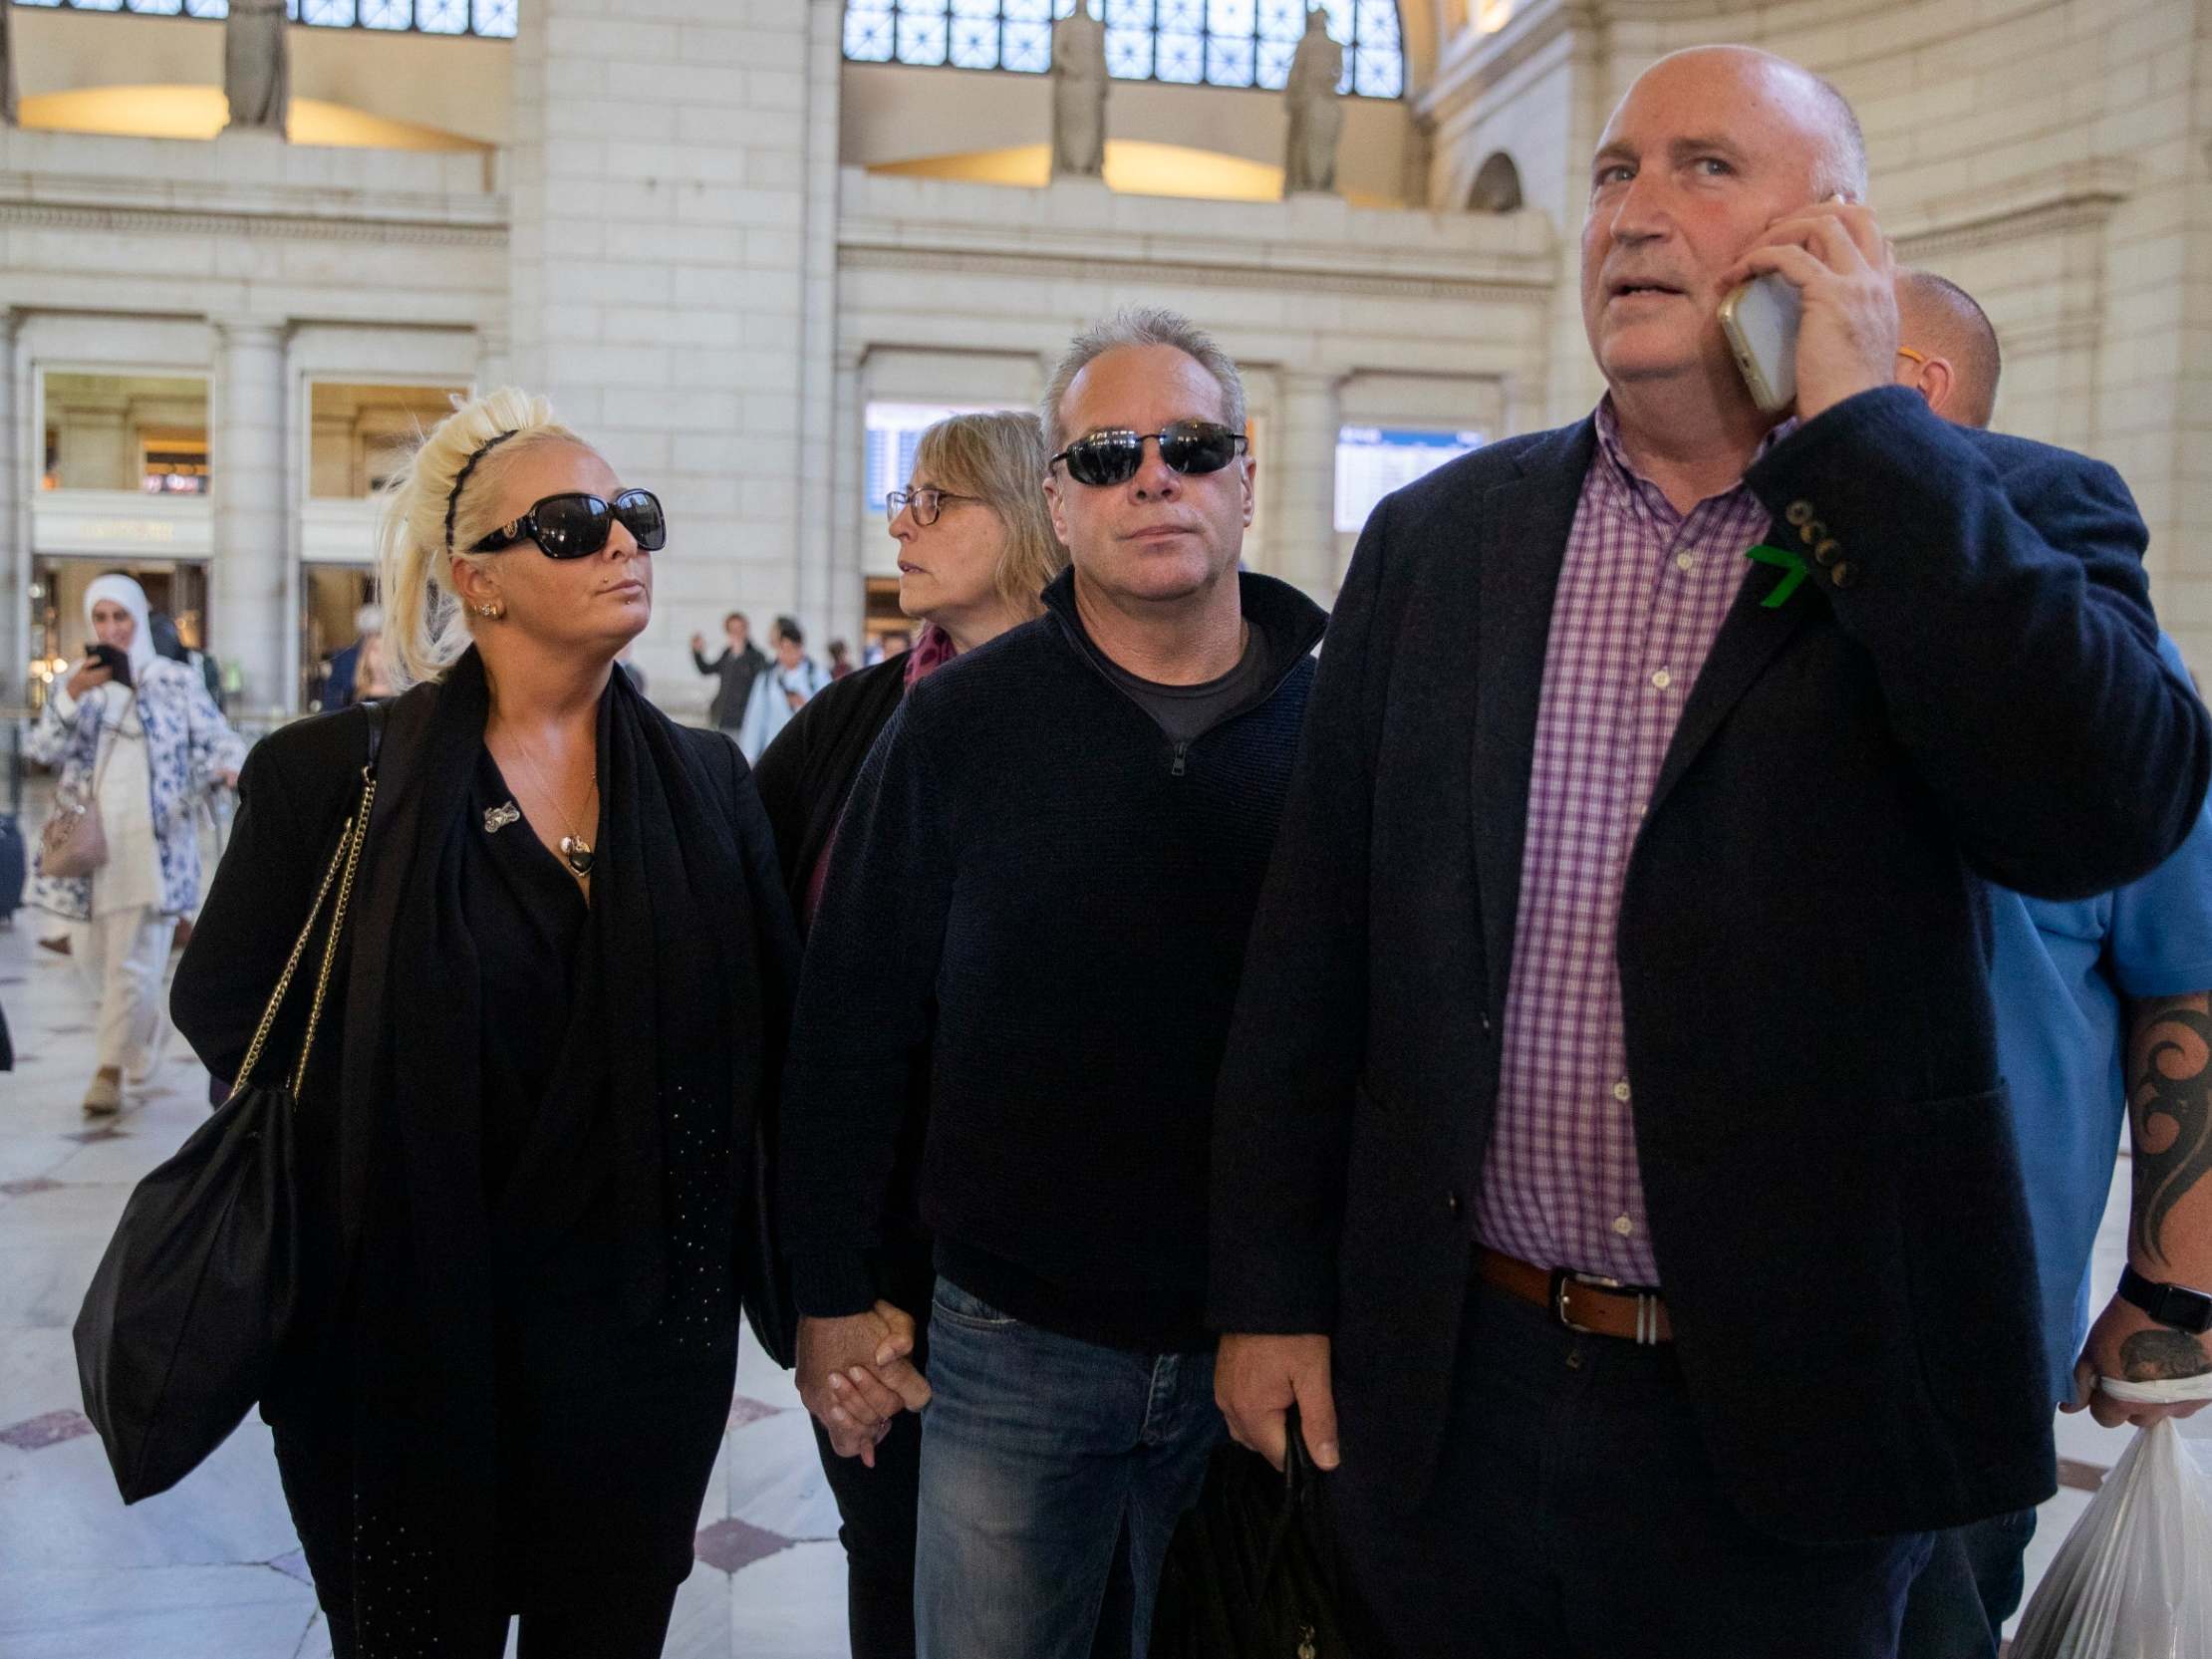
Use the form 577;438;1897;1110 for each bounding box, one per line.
778;307;1326;1659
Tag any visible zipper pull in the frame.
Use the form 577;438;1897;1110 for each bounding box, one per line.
1171;742;1188;778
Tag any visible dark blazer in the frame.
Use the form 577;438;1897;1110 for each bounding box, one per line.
1210;387;2212;1543
751;655;907;910
695;641;767;729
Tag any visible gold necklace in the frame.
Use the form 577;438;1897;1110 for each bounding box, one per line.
503;730;597;877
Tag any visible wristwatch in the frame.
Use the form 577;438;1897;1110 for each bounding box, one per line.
2118;1264;2212;1336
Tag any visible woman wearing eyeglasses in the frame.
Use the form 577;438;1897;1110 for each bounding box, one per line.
171;388;798;1659
750;408;1066;1659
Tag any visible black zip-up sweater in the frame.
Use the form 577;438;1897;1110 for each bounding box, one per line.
779;568;1326;1351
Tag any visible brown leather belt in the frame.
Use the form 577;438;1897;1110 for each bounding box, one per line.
1476;1246;1674;1345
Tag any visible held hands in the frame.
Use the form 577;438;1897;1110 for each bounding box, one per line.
1216;1331;1341;1473
795;1302;933;1467
64;658;113;700
2068;1292;2212;1429
1721;199;1900;424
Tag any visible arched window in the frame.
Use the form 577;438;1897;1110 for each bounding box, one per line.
843;0;1404;100
9;0;518;38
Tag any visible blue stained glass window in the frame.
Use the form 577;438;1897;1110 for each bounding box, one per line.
17;0;512;30
1353;44;1399;97
1001;18;1049;68
1104;26;1150;77
1206;34;1251;84
950;15;997;66
897;8;949;64
1155;29;1202;81
1254;37;1294;87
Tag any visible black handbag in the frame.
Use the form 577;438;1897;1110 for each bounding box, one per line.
74;712;381;1504
1151;1404;1365;1658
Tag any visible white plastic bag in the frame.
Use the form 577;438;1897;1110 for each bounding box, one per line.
2010;1376;2212;1659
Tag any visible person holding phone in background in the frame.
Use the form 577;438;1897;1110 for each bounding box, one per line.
1209;45;2209;1658
27;574;244;1115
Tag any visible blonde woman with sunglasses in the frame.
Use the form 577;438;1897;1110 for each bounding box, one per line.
172;388;799;1659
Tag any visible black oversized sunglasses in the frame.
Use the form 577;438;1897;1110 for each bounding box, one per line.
471;489;668;559
1050;420;1247;488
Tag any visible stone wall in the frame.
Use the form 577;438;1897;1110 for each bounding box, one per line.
1420;0;2212;669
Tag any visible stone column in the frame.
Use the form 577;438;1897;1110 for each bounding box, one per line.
1273;369;1342;602
475;323;511;396
211;319;289;713
0;312;19;698
825;345;865;652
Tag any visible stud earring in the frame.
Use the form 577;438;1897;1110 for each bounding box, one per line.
474;601;504;620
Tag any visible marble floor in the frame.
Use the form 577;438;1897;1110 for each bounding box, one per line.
0;903;849;1659
0;888;2193;1657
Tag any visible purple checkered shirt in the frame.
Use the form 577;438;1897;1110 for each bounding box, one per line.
1475;400;1790;1285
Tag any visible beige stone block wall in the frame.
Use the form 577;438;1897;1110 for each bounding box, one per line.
1425;0;2212;671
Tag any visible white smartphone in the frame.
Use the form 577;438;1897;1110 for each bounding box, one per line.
1718;274;1802;415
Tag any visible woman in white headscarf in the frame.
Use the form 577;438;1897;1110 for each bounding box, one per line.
28;574;246;1113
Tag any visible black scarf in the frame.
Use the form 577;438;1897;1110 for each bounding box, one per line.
331;650;764;1649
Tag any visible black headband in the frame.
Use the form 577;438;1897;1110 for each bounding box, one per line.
443;428;520;553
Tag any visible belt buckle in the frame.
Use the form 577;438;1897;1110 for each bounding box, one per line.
1547;1266;1663;1344
1547;1266;1617;1336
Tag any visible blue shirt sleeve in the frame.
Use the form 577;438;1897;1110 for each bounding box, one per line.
2105;634;2212;998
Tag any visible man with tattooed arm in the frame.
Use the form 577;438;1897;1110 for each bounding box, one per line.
1886;268;2212;1659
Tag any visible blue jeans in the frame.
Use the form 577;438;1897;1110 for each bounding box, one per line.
1897;1509;2038;1659
914;1276;1223;1659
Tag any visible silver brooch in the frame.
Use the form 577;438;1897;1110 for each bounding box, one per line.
482;800;520;834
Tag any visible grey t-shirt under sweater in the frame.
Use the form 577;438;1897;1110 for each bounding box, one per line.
1099;632;1270;746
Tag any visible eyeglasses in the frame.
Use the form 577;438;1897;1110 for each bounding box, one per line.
887;487;981;527
1050;420;1248;488
471;490;668;559
1895;346;1928;366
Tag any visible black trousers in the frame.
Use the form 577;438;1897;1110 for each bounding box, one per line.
323;1580;681;1659
1334;1278;1933;1659
813;1403;926;1659
808;1250;937;1659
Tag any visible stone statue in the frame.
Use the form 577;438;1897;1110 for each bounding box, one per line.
1282;9;1344;195
223;0;290;136
1050;5;1108;180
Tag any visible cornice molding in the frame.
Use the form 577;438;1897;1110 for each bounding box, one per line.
1888;158;2136;263
837;241;1552;305
0;183;505;250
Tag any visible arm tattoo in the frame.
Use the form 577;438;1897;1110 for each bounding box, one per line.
2128;1000;2212;1270
2120;1327;2212;1382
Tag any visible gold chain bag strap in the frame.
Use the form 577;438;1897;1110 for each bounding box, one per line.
41;691;138;880
73;703;386;1505
228;757;378;1101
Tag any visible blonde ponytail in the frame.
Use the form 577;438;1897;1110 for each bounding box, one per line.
374;387;585;688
